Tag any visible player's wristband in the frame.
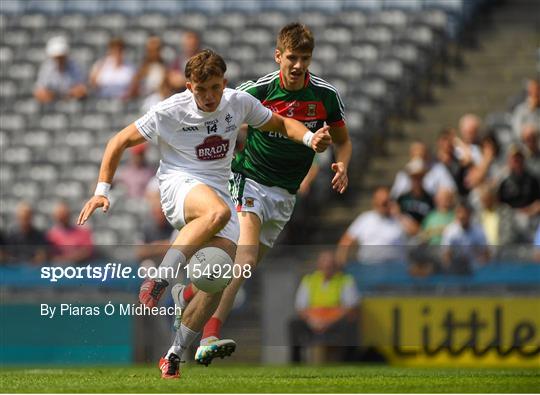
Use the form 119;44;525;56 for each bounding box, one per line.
302;131;315;148
94;182;111;198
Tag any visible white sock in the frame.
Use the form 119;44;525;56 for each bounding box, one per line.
167;324;199;358
157;248;186;282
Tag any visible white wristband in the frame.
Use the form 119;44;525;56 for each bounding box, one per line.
94;182;111;198
302;131;315;148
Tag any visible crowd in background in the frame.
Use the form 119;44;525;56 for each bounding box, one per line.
32;32;201;109
338;81;540;275
1;32;539;273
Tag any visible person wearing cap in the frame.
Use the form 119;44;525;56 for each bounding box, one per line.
115;143;156;199
34;36;87;103
396;158;435;236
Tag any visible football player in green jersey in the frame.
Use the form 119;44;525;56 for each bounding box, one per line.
172;23;352;365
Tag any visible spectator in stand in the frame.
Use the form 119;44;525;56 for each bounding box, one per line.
498;145;540;212
289;250;359;363
140;73;174;113
34;36;87;103
512;79;540;137
396;158;434;236
466;133;506;190
455;114;483;165
136;200;174;265
521;123;540;179
498;145;540;240
89;38;135;99
436;128;473;197
47;201;93;265
0;231;6;264
337;187;406;265
116;143;155;199
5;202;48;265
391;141;456;199
442;200;489;274
421;187;456;245
534;224;540;262
475;183;518;247
168;30;202;93
127;36;166;99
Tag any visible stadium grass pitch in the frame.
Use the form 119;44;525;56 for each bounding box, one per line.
1;364;539;393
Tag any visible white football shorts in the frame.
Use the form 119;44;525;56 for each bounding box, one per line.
159;172;240;244
229;172;296;248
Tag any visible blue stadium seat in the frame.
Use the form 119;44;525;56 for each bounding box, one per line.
343;0;382;11
104;0;143;15
184;0;224;14
383;0;422;11
142;0;184;13
260;0;301;12
63;0;103;14
302;0;342;12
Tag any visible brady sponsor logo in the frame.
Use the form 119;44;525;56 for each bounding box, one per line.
182;126;199;132
196;135;230;161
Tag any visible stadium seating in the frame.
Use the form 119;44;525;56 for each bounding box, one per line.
0;0;491;258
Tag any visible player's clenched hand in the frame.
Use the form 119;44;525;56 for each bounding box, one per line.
311;125;332;153
331;162;348;194
77;196;110;225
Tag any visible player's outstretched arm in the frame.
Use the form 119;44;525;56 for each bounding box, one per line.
329;125;352;194
259;113;332;153
77;123;146;225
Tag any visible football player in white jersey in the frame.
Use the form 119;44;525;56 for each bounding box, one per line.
77;49;331;379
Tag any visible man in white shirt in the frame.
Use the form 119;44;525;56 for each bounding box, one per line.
337;187;406;265
77;50;332;379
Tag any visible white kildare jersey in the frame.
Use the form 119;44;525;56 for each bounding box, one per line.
135;88;272;191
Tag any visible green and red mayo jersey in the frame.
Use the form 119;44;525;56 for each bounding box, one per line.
232;70;346;194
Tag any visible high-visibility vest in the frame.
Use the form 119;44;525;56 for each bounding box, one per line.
303;271;352;308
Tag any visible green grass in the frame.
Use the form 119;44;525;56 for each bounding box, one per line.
1;365;539;393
